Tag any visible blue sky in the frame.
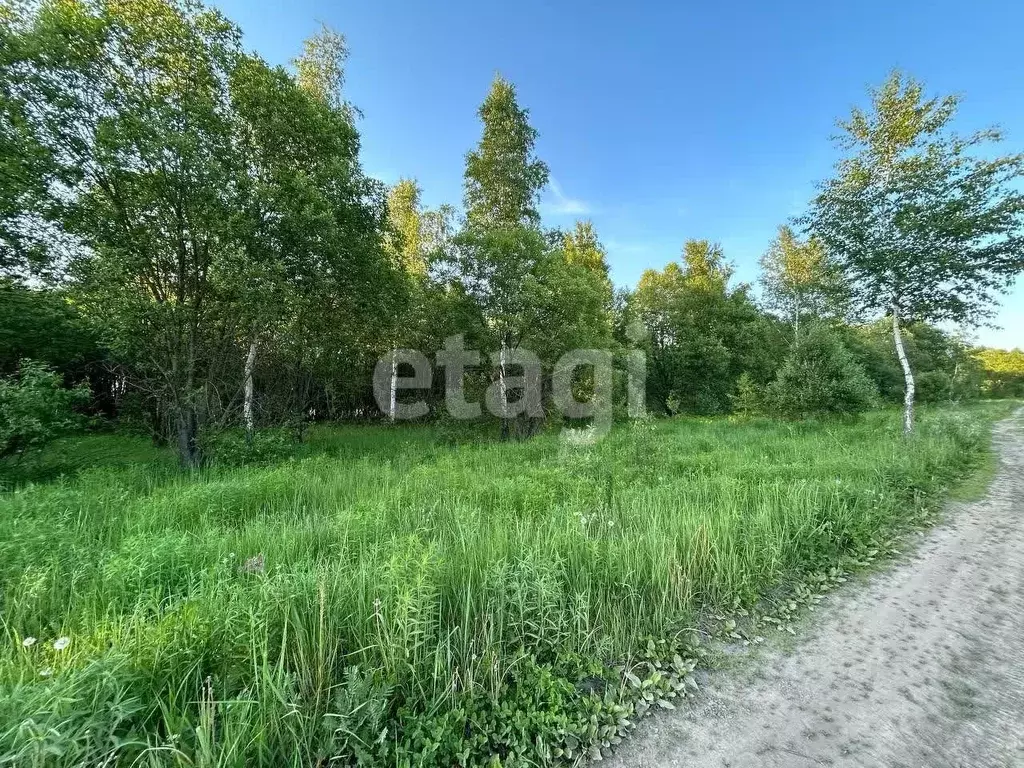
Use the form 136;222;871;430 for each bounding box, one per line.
215;0;1024;349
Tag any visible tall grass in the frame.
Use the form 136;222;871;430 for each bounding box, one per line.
0;406;1005;766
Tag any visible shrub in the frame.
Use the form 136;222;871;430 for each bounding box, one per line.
200;427;294;467
767;326;878;418
0;359;89;461
731;372;763;415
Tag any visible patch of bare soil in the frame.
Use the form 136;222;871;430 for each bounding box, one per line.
608;410;1024;768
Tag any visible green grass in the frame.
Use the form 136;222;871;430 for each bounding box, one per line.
0;432;176;489
0;404;1011;766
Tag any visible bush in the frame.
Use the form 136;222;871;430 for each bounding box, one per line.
0;359;89;461
916;370;956;404
200;427;294;467
731;372;763;415
767;326;878;418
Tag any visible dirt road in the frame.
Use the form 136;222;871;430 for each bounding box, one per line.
609;410;1024;768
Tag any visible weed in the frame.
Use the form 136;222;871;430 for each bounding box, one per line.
0;404;1009;766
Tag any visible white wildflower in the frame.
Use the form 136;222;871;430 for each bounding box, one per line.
240;554;264;573
22;637;36;648
39;667;53;678
561;426;598;447
53;637;70;651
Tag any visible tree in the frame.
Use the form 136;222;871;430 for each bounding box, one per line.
0;280;97;377
228;33;398;440
809;71;1024;433
767;325;878;418
552;220;614;347
630;257;731;414
680;239;732;291
6;0;249;466
2;2;399;463
563;221;609;273
463;76;549;231
293;24;356;122
514;222;616;431
976;347;1024;398
838;320;981;405
0;359;89;462
628;241;784;414
0;1;60;278
386;179;429;276
457;75;550;436
379;178;445;420
760;225;846;339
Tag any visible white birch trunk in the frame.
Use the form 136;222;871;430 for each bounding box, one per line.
891;305;915;435
389;349;398;422
243;338;258;440
501;339;510;416
794;294;801;342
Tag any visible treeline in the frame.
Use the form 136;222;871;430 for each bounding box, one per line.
975;348;1024;398
2;0;1023;467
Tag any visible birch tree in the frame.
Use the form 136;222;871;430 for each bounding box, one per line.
809;71;1024;433
458;75;549;436
759;225;846;340
2;0;396;462
231;26;396;438
381;179;423;420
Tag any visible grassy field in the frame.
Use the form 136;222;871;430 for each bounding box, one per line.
0;405;1011;766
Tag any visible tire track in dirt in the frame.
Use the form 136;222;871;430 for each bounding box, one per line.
609;409;1024;768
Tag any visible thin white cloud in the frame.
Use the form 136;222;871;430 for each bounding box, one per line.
542;177;590;216
604;238;655;256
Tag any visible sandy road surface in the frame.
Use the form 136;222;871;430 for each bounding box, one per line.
609;410;1024;768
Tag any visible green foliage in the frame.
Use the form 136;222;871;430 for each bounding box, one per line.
451;80;620;434
2;15;1022;764
0;1;58;277
808;70;1024;431
2;0;398;465
810;71;1024;327
629;243;786;415
759;225;847;335
0;359;89;462
975;347;1024;398
4;4;1021;451
457;78;552;354
464;75;549;230
200;428;294;467
0;407;1002;765
767;326;879;418
386;178;429;275
292;24;355;119
842;321;984;404
0;280;98;376
524;244;615;359
732;372;764;416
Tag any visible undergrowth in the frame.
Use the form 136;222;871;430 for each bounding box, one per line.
0;403;1011;766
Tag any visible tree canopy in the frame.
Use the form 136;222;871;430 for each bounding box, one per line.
1;6;1022;464
809;70;1024;431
